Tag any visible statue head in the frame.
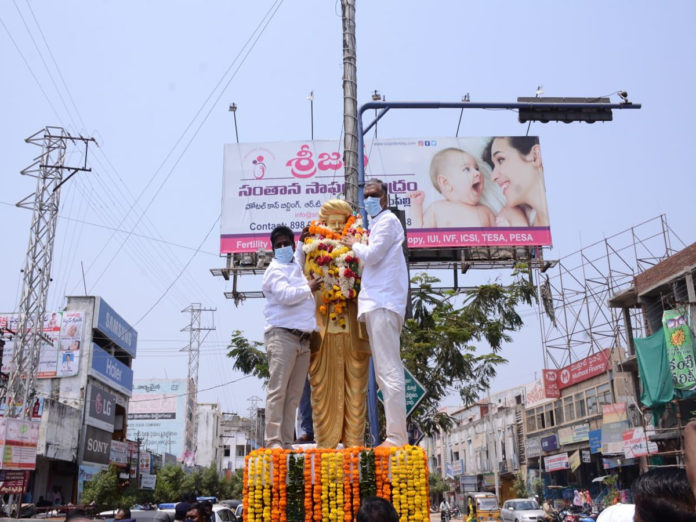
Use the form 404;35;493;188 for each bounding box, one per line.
319;199;353;233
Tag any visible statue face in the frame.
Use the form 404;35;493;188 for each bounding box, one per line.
326;213;348;233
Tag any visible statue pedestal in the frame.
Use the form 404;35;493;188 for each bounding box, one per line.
242;445;430;521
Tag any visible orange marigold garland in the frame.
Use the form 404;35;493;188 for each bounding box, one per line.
242;446;429;522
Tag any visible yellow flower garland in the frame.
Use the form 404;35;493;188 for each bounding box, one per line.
243;446;429;522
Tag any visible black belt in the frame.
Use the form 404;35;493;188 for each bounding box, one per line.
280;327;312;342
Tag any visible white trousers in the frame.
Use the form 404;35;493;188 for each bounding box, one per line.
365;308;408;446
264;328;311;448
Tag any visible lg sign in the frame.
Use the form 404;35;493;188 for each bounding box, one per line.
95;391;113;416
87;383;116;431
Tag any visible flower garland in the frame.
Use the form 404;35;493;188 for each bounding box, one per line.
302;213;367;330
243;445;429;522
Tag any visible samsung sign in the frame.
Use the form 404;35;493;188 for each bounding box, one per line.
86;383;117;432
90;344;133;396
94;297;138;357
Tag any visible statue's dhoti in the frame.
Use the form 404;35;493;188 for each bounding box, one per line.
309;300;370;448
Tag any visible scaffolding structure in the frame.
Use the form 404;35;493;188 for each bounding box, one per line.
537;214;685;369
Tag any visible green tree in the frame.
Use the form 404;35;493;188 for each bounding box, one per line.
200;463;221;496
81;465;120;510
512;472;529;498
182;468;204;497
154;464;186;503
227;330;269;381
402;269;535;435
429;472;449;501
220;469;244;499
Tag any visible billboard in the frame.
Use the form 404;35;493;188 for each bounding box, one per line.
0;311;84;379
90;344;133;396
127;379;187;459
220;138;552;253
543;349;611;398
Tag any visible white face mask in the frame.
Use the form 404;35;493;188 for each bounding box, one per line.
364;196;383;217
274;245;294;263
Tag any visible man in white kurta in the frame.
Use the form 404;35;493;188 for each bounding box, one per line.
343;179;409;447
262;225;320;449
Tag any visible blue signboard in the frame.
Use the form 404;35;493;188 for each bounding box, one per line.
90;344;133;396
541;433;559;452
94;297;138;357
589;429;602;454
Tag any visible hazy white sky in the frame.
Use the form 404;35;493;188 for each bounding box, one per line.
2;1;694;416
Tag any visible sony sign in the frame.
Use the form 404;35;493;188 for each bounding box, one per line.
87;383;117;432
83;426;112;465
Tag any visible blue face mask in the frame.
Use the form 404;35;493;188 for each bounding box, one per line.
364;196;383;217
274;244;294;264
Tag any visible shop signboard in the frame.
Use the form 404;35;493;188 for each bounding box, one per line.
622;428;658;458
543;349;611;398
90;344;133;396
452;460;463;475
589;429;602;454
86;383;116;432
140;473;156;490
460;474;477;492
526;437;542;458
220;138;552;254
558;423;590;446
0;470;28;494
601;403;629;455
541;434;559;452
568;450;581;472
93;297;138;357
109;440;129;467
0;419;39;470
83;426;112;466
139;452;152;474
525;379;553;408
544;452;569;472
582;450;591;463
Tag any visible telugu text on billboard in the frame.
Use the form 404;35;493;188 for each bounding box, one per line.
220;138;552;253
127;379;187;460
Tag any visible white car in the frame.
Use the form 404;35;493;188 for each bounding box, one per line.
501;498;545;521
211;504;237;522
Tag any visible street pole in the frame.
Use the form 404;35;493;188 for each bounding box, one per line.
341;0;358;208
307;91;314;140
487;389;500;500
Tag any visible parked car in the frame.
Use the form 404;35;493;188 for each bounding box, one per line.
211;504;237;522
234;504;243;522
218;500;241;511
501;498;545;521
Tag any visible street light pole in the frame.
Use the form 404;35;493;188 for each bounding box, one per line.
307;91;314;140
228;103;239;144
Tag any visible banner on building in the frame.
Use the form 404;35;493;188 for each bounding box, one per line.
568;450;581;472
86;383;117;432
127;379;187;460
601;403;629;455
544;452;569;472
109;440;129;467
0;418;39;470
662;310;696;390
0;311;84;379
526;379;553;408
582;450;591;463
558;424;590;446
622;427;657;458
543;349;611;398
221;138;552;254
83;426;112;466
140;473;156;490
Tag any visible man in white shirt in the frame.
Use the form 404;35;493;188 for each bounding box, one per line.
262;225;321;448
343;179;409;447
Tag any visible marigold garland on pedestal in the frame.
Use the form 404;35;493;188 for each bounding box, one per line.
243;445;429;522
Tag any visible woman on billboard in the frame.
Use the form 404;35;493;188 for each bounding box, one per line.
483;136;550;227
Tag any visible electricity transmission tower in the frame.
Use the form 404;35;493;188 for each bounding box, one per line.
181;303;216;464
2;127;94;417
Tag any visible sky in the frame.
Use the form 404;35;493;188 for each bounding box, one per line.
1;1;695;419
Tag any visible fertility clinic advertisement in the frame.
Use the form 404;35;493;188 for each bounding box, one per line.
220;137;552;253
